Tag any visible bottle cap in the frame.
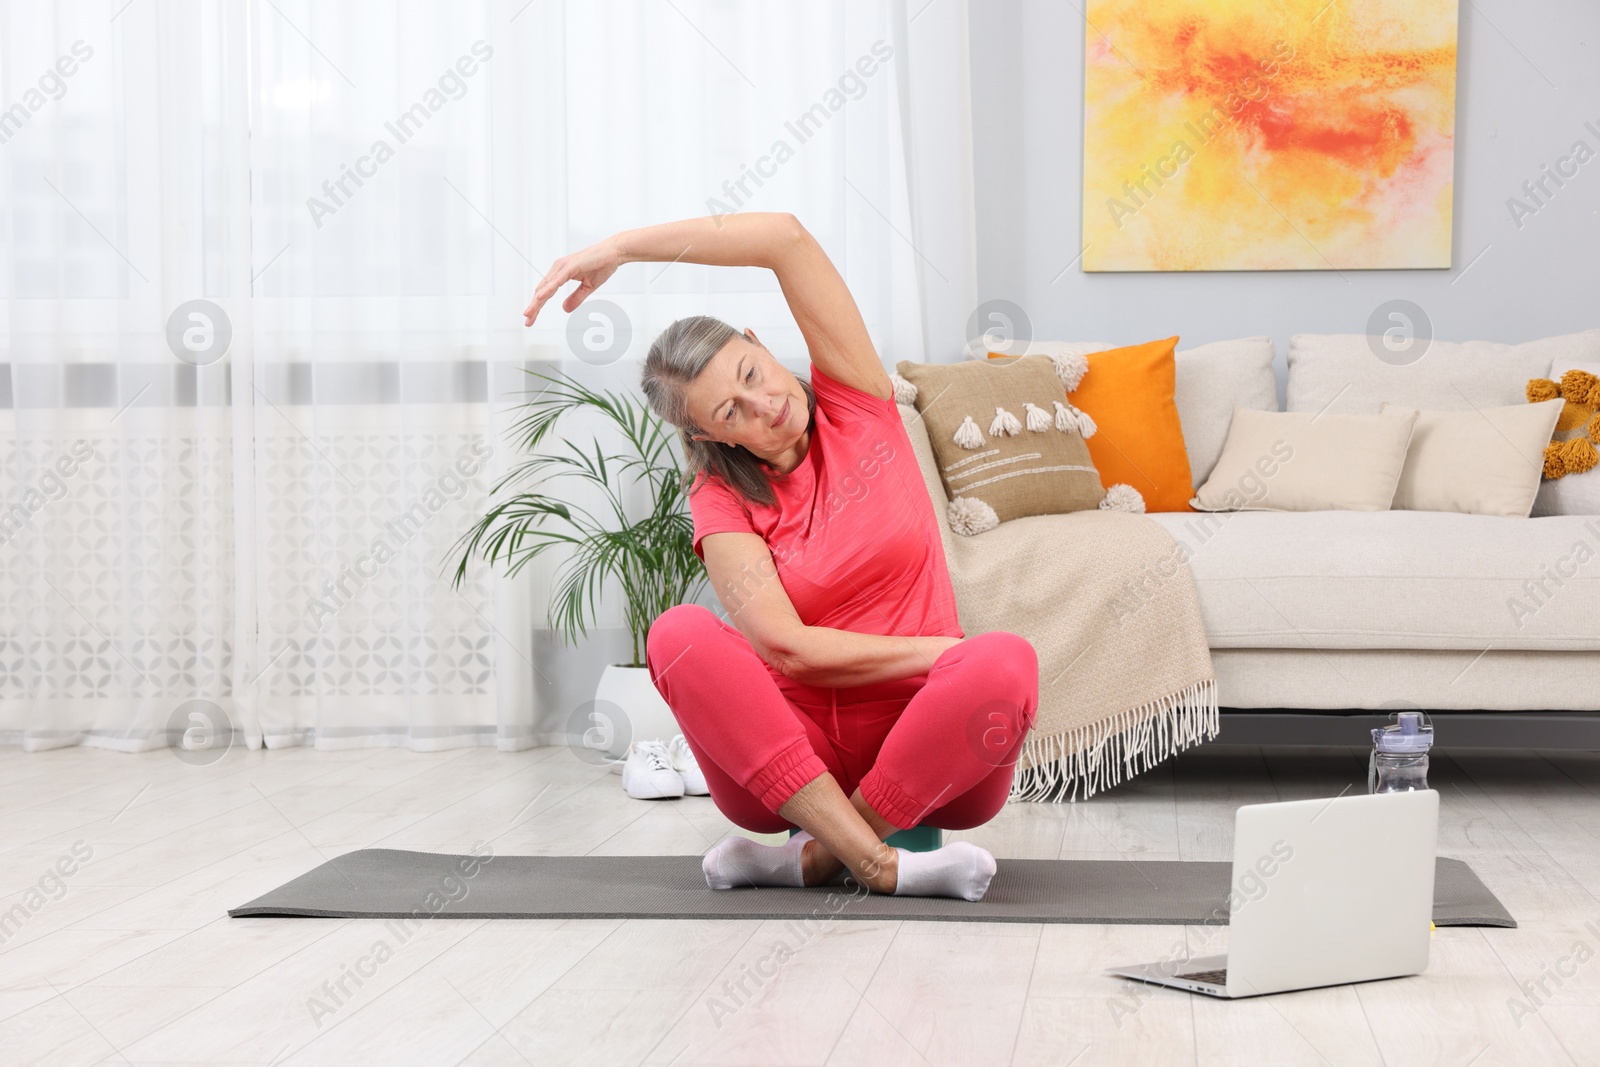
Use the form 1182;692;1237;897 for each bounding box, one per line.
1372;710;1433;754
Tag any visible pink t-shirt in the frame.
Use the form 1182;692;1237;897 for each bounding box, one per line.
689;364;964;640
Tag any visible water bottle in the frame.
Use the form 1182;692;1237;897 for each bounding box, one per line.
1368;711;1433;793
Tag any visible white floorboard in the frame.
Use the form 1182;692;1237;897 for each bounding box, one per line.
1;742;1596;1066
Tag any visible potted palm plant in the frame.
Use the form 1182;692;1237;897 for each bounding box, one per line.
448;368;707;756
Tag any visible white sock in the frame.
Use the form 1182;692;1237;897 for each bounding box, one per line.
891;841;998;902
702;832;811;890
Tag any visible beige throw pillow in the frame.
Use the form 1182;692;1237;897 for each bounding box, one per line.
894;355;1138;534
1382;400;1562;517
1191;407;1418;512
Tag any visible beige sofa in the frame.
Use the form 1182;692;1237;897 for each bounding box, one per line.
957;331;1600;715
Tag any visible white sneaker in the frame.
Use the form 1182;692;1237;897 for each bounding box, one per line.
621;739;685;800
668;734;709;795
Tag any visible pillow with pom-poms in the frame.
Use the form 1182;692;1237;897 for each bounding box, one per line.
893;354;1144;536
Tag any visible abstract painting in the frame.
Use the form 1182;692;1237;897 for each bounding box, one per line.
1081;0;1459;271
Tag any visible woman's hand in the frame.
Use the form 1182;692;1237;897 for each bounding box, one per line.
524;237;624;326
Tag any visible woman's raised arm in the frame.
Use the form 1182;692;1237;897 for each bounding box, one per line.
524;213;892;401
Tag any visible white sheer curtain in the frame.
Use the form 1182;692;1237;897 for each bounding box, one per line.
0;0;930;753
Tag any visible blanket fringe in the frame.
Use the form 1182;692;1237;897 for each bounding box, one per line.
1008;678;1219;803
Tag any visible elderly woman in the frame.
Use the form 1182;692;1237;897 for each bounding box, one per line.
523;213;1039;901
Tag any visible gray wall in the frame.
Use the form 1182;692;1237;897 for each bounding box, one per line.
967;0;1600;395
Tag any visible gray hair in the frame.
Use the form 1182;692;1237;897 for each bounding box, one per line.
640;315;814;508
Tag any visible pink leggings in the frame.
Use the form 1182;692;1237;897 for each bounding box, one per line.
645;604;1039;834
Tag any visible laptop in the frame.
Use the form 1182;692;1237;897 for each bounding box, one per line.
1108;789;1439;998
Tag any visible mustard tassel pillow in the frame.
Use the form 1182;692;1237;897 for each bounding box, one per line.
1528;365;1600;515
1528;368;1600;479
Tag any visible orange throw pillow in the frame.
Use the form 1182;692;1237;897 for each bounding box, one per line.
1054;337;1195;512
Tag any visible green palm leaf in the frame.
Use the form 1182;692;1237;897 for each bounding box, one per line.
447;367;708;667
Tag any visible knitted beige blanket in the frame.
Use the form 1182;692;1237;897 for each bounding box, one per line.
899;404;1217;801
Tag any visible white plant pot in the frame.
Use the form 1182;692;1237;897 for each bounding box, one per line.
594;663;680;760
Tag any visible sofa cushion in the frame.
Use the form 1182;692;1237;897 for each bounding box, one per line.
1190;407;1417;513
1211;648;1600;711
966;337;1278;484
1143;510;1600;651
1385;399;1562;517
1534;472;1600;517
1174;337;1279;483
894;355;1106;532
1286;330;1600;415
1067;337;1194;512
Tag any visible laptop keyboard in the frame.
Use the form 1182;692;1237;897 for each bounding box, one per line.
1175;968;1228;985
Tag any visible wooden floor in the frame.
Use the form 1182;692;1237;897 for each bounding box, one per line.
1;742;1597;1066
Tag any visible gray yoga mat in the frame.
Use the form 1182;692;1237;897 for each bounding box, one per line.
230;849;1515;927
